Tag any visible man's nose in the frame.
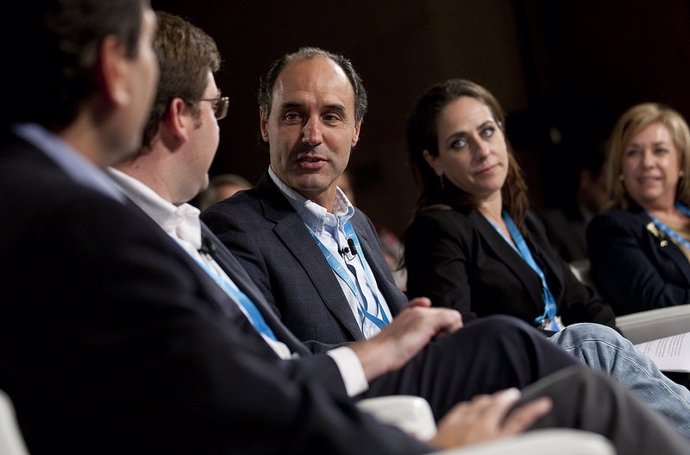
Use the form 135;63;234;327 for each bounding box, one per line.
302;118;323;146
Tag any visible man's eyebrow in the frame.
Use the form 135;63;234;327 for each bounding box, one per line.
278;101;302;111
322;103;348;118
324;103;346;112
277;101;349;116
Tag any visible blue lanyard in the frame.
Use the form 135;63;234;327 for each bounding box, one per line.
309;221;390;331
487;211;560;331
193;253;278;341
647;203;690;251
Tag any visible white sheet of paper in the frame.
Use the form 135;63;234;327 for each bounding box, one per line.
634;332;690;373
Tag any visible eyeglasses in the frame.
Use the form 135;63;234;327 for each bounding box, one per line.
198;96;229;120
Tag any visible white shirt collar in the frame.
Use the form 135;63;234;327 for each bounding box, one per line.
267;166;355;236
108;168;202;251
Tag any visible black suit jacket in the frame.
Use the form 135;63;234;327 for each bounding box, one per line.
199;223;315;353
201;171;407;350
587;207;690;315
404;207;617;329
0;132;431;455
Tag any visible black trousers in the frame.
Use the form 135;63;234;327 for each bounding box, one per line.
364;315;690;454
364;315;579;417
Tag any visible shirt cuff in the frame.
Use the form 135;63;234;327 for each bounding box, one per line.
327;346;369;397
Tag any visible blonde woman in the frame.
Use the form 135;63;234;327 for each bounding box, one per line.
587;103;690;315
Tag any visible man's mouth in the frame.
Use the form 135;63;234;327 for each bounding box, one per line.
296;154;327;169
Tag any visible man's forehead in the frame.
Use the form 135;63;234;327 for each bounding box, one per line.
272;57;355;107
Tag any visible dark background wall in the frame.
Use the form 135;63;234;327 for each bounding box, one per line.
154;0;690;236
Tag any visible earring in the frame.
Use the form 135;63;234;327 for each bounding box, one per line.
619;174;624;181
680;170;685;177
439;174;445;191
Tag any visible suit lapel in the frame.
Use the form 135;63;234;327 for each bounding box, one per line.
257;176;366;341
469;211;544;311
200;223;311;355
120;199;234;314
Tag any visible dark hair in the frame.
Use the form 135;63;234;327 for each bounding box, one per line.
141;10;221;148
406;78;529;226
2;0;149;130
257;47;368;123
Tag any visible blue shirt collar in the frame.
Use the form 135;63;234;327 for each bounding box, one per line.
13;123;125;202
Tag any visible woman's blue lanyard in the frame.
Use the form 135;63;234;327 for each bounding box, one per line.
308;221;390;330
647;203;690;251
487;211;560;331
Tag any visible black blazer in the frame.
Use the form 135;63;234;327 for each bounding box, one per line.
587;207;690;315
0;132;431;455
404;207;617;329
201;171;407;351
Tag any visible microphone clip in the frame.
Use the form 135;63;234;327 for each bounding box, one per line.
340;238;358;262
198;235;217;256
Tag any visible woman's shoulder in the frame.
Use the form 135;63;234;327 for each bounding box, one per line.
590;208;644;228
406;205;473;237
587;208;650;245
411;205;472;225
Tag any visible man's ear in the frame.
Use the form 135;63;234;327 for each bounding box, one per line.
351;120;362;147
423;150;443;177
259;107;269;142
98;35;130;107
160;98;188;146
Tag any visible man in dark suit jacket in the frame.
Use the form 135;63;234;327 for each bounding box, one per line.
202;48;409;349
206;169;403;348
4;6;690;454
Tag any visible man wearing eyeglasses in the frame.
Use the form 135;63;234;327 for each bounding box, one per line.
114;10;228;205
110;7;231;252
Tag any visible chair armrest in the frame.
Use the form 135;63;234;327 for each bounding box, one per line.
616;305;690;344
0;390;29;455
356;395;437;441
568;258;690;344
357;396;615;455
429;429;614;455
